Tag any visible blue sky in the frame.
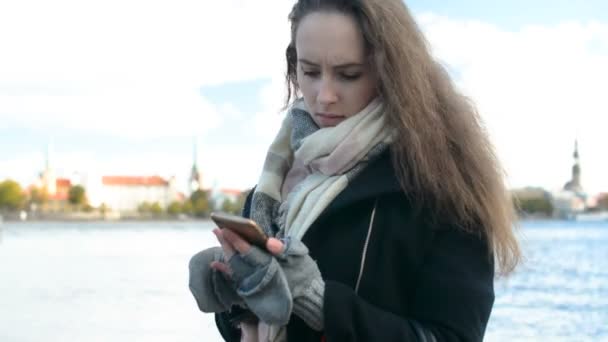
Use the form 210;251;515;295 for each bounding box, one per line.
408;0;608;27
1;0;607;195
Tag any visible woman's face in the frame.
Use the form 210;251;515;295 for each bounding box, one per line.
295;11;378;128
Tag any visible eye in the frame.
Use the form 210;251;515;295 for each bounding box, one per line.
339;72;362;81
302;70;320;78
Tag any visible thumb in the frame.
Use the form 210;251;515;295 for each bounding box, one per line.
266;237;284;256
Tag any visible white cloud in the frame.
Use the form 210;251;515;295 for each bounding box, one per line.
0;0;293;138
0;85;222;138
0;0;292;85
418;14;608;194
3;1;607;195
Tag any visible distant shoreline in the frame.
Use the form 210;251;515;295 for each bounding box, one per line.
0;212;212;223
2;212;606;224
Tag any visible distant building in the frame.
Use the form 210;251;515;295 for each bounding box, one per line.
591;193;608;209
552;191;586;217
189;138;204;195
563;140;583;192
52;178;72;202
552;140;587;218
98;175;179;213
29;177;72;207
39;142;57;196
33;142;72;204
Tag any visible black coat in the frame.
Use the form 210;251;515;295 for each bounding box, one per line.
216;150;494;341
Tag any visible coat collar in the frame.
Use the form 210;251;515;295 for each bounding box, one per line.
316;148;404;219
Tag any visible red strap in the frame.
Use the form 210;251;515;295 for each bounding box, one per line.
321;334;327;342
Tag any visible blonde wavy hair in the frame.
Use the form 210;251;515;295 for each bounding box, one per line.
283;0;521;276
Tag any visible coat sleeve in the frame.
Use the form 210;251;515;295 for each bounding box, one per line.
323;227;495;342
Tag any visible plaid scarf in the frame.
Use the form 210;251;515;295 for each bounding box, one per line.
251;97;392;241
248;97;392;342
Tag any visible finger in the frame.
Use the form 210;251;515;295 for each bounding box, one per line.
213;229;235;259
210;261;233;278
221;228;252;254
266;237;285;256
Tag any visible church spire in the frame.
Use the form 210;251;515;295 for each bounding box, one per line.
189;137;204;194
42;138;57;196
564;138;582;192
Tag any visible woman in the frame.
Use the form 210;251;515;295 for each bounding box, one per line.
188;0;521;341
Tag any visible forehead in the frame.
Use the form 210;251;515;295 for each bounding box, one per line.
295;11;366;65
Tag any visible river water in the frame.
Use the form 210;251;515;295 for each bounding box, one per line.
0;220;606;341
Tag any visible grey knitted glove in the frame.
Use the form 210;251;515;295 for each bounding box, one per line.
228;245;293;326
188;247;243;313
276;238;325;331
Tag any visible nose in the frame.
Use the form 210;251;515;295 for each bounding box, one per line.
317;78;338;106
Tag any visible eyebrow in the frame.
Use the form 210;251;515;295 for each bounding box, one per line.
298;58;364;69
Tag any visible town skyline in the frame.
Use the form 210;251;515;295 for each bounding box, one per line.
2;136;606;201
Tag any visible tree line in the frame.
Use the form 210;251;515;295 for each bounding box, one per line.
0;179;249;217
4;178;607;218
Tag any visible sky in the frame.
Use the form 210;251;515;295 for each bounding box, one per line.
0;0;607;196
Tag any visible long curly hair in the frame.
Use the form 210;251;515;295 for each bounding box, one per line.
283;0;521;276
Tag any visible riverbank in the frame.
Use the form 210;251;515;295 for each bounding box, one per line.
0;211;209;223
2;211;606;223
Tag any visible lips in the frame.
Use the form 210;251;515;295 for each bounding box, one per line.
315;113;346;127
316;113;344;119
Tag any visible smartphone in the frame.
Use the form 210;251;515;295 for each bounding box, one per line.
210;212;268;248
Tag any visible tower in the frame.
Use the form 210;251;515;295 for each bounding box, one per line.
564;139;582;193
571;139;581;188
41;141;57;196
189;137;204;194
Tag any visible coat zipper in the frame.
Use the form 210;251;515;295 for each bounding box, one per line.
321;199;378;342
355;198;378;294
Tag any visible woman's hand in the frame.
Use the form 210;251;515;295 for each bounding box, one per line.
209;227;324;330
209;227;293;326
188;246;243;313
210;228;285;277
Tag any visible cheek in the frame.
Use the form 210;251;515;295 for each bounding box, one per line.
297;75;317;101
344;80;377;112
357;74;378;99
